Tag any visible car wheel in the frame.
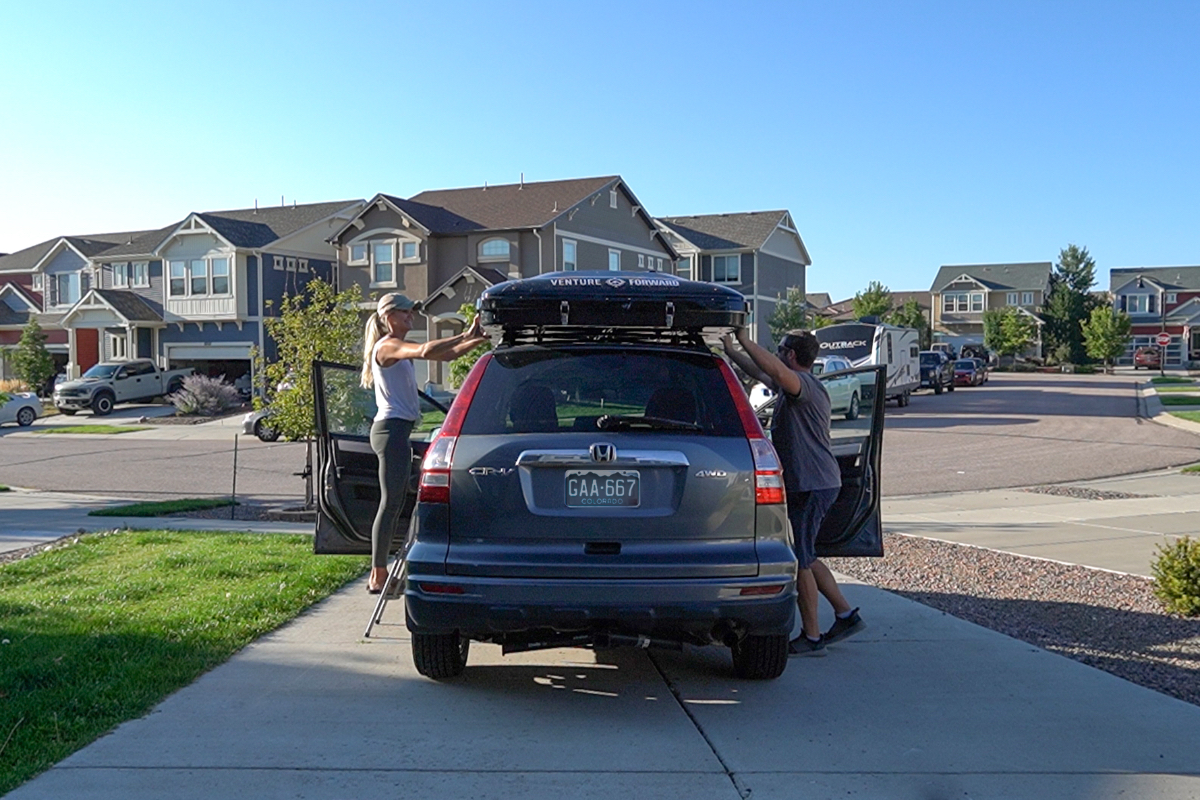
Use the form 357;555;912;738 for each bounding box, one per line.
167;378;183;395
92;393;115;416
411;630;469;679
845;393;860;420
254;419;281;442
731;634;788;679
947;380;955;392
899;391;910;407
58;408;77;416
16;407;36;427
933;382;943;395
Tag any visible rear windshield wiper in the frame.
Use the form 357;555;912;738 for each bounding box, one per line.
596;414;702;432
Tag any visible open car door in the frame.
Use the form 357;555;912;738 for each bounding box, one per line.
815;364;886;557
312;360;448;555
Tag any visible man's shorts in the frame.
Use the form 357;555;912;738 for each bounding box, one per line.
786;488;841;569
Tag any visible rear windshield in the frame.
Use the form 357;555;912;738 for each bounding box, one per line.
461;347;744;436
919;353;941;365
954;359;975;368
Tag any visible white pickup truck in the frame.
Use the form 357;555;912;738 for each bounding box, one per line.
53;360;194;416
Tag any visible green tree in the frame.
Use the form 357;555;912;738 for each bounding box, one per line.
983;307;1037;357
852;281;893;319
252;278;364;441
1081;306;1133;370
1042;244;1100;364
448;303;493;388
885;298;932;349
767;287;810;344
12;317;56;396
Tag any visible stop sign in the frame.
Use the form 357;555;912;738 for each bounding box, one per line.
1156;332;1172;347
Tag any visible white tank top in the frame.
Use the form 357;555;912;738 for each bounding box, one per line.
372;338;420;422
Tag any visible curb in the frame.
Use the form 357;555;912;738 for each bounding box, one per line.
1135;379;1200;435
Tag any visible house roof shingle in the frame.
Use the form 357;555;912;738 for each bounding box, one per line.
657;211;789;251
929;262;1053;293
405;176;620;233
92;289;162;322
196;200;361;248
1110;266;1200;292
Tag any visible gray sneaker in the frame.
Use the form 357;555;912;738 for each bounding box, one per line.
788;635;827;657
824;608;865;644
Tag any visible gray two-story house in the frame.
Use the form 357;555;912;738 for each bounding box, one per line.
929;262;1051;356
655;211;811;345
329;175;679;389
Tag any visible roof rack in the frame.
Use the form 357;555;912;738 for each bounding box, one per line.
495;325;715;349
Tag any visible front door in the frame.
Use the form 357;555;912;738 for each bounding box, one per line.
313;360;448;555
816;365;887;556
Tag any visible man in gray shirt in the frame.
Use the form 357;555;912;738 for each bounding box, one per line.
723;328;865;656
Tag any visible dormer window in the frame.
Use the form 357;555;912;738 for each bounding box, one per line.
479;238;511;262
1124;294;1155;314
112;263;129;288
609;189;618;209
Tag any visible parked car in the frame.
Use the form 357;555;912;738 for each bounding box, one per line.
311;272;888;681
0;392;41;427
241;408;280;442
53;359;194;416
953;358;985;386
930;342;958;360
1134;346;1162;370
813;355;864;420
969;357;990;384
918;350;955;395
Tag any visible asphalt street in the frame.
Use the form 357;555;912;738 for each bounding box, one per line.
2;372;1199;503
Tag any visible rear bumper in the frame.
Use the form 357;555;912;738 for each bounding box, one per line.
404;574;796;643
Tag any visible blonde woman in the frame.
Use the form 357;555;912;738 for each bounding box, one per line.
361;293;485;593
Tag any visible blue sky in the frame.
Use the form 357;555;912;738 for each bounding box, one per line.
1;0;1197;301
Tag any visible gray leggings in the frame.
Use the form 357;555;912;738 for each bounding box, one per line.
369;417;415;569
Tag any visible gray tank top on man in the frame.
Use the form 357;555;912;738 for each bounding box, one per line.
770;371;842;493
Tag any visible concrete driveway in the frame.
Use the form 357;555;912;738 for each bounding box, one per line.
10;578;1199;800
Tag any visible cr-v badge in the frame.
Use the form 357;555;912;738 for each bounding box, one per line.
469;467;515;476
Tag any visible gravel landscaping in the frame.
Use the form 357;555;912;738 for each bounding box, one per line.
829;534;1200;708
1023;485;1151;500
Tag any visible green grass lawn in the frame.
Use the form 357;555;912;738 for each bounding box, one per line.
1151;376;1196;385
1157;395;1200;406
0;530;367;794
89;498;237;517
0;486;8;492
1152;385;1200;393
32;425;151;435
1170;411;1200;423
1180;464;1200;474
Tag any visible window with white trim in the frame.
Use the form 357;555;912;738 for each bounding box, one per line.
609;189;618;209
677;256;692;280
273;256;284;271
169;260;187;296
1022;291;1033;306
971;293;984;312
941;291;985;313
638;254;645;269
563;240;577;271
32;273;43;291
1124;294;1153;314
51;273;80;306
112;262;129;288
608;249;620;271
1006;292;1018;305
107;333;127;361
713;254;740;283
656;257;663;271
373;243;394;284
212;257;230;294
1167;292;1177;304
298;258;308;273
190;259;209;294
132;262;149;287
401;241;418;261
479;238;511;262
286;257;297;273
349;244;368;264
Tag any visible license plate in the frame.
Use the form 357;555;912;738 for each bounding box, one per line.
565;469;640;508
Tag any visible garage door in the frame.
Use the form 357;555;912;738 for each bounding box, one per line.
166;345;252;360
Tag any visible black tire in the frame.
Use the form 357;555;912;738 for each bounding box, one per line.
845;393;860;420
58;408;77;416
933;382;943;395
16;407;36;427
947;380;955;392
92;393;115;416
731;634;788;679
166;378;183;395
254;419;280;442
899;391;910;407
412;630;469;679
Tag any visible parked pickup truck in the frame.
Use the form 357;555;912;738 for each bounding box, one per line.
53;360;194;416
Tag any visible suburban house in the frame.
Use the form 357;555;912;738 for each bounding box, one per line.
654;211;811;345
806;290;931;327
0;200;364;384
328;175;679;389
1109;266;1200;366
929;262;1052;356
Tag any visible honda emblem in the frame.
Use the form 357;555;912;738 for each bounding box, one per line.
589;443;617;463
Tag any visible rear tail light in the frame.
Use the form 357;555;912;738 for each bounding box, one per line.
739;583;786;596
416;353;492;504
718;359;785;505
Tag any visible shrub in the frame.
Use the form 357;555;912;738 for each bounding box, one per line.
1151;536;1200;617
0;378;31;394
168;374;242;417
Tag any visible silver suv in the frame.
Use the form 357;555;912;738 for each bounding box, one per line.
313;274;885;681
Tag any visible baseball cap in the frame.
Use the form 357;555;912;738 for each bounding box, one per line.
376;293;418;315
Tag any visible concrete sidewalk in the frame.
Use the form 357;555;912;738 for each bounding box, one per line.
0;487;311;555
